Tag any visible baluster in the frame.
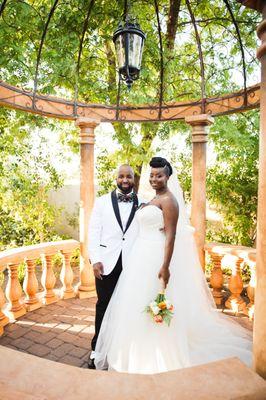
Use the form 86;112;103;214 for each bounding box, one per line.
5;263;26;320
23;258;42;311
0;284;9;335
60;251;75;299
209;252;224;306
41;254;58;305
225;256;247;314
247;260;256;320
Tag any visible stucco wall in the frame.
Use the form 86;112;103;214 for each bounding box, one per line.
48;184;80;240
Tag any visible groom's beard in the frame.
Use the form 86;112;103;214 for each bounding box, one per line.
117;183;134;194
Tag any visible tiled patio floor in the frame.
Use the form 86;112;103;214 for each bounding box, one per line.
0;297;96;368
0;297;253;369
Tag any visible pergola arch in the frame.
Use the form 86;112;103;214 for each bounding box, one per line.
0;81;260;121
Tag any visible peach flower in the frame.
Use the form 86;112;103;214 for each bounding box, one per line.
154;315;163;323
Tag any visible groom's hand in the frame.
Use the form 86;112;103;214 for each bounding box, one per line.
158;266;170;286
93;262;104;280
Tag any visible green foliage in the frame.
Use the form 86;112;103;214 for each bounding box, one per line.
53;253;63;268
52;253;63;278
207;111;258;246
176;152;192;204
17;262;26;286
241;264;251;283
96;149;117;196
71;247;80;267
65;205;79;231
0;109;65;250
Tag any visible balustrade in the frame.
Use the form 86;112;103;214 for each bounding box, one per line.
205;243;256;317
0;239;256;338
0;240;79;334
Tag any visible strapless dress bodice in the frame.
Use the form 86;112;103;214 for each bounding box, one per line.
136;205;165;241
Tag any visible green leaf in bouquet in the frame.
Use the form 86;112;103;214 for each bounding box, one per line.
163;314;172;327
156;293;166;303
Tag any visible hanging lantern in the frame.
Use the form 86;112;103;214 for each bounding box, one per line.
113;20;146;89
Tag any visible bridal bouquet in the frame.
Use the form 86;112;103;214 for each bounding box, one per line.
144;290;174;326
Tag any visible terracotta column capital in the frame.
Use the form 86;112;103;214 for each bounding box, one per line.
185;114;214;127
75;117;100;130
75;118;100;145
185;114;214;143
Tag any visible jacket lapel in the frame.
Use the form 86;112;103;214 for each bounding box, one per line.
111;190;123;232
124;193;139;234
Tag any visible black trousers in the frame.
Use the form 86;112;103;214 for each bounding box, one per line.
91;253;122;351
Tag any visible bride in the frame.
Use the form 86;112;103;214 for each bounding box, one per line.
94;157;252;374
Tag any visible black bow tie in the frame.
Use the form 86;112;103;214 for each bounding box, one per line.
117;192;134;203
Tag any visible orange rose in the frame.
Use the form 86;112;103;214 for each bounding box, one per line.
169;305;174;311
158;302;167;310
154;315;163;323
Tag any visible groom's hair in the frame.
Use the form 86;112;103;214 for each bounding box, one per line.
149;157;173;177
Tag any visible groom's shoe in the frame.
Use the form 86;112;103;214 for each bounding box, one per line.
88;351;96;369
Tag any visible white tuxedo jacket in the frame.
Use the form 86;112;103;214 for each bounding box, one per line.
88;190;140;275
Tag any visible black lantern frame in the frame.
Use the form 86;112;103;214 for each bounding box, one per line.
113;20;146;89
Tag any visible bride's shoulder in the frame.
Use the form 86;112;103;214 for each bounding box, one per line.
160;195;179;221
164;191;178;203
161;192;178;208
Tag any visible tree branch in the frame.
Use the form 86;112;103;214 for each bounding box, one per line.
166;0;181;50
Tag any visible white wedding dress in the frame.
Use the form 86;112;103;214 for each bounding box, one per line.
94;199;252;374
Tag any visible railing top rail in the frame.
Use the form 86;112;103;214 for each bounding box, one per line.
205;242;256;262
0;240;80;270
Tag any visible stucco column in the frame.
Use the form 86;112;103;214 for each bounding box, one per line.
185;114;214;270
75;117;99;299
254;5;266;378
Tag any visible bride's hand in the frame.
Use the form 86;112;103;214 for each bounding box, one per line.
158;266;170;287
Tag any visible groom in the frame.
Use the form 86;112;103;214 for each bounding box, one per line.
87;164;139;369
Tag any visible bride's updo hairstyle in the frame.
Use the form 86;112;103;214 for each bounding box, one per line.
149;157;173;177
